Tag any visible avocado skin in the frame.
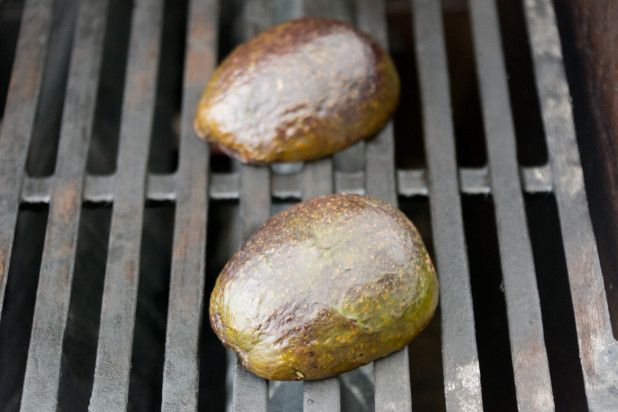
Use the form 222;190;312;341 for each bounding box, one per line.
209;193;438;381
194;17;400;164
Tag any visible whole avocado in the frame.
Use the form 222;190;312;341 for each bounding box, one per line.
209;193;438;381
194;17;400;163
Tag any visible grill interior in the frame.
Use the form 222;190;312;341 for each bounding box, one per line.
0;0;616;411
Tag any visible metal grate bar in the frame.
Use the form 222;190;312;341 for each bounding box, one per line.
233;164;271;412
89;0;164;409
523;0;618;409
83;175;115;204
519;164;553;193
303;0;353;21
19;165;554;205
160;0;218;410
300;1;345;410
304;378;340;412
468;0;554;409
397;170;429;197
411;0;484;411
301;160;333;201
145;174;178;203
232;356;269;412
0;0;55;320
209;172;239;200
273;172;302;199
300;155;341;407
19;1;108;410
2;1;610;410
334;170;364;195
357;1;413;411
358;1;396;208
231;1;274;408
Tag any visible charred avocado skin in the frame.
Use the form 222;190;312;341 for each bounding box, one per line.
209;193;438;381
194;17;400;164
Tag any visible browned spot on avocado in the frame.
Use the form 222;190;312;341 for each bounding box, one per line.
194;17;400;164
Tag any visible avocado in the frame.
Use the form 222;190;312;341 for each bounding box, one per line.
209;193;438;381
194;17;400;163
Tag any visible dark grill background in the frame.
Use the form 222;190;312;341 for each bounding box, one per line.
0;0;615;411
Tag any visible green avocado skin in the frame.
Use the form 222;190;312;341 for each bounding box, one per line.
194;17;400;164
210;194;439;381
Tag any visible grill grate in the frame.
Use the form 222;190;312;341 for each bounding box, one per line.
0;0;616;410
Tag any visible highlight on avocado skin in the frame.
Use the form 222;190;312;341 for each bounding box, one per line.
194;17;400;164
209;193;439;381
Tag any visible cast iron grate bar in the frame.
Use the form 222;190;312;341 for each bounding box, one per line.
0;0;614;410
299;0;341;410
411;0;483;410
232;0;272;406
160;0;218;410
232;160;272;412
468;0;554;408
19;165;555;206
357;1;413;410
0;0;55;322
19;1;108;410
523;0;618;409
232;164;271;412
88;0;164;409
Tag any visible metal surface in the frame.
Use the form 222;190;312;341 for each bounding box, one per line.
0;0;615;410
0;0;56;322
19;166;555;205
231;0;273;408
20;1;108;410
89;0;164;409
161;0;218;410
412;0;483;410
357;1;412;410
468;0;554;409
523;0;618;410
300;1;347;411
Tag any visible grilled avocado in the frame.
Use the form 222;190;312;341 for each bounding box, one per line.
209;193;438;381
194;17;400;163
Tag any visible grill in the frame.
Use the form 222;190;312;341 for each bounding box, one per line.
0;0;616;410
